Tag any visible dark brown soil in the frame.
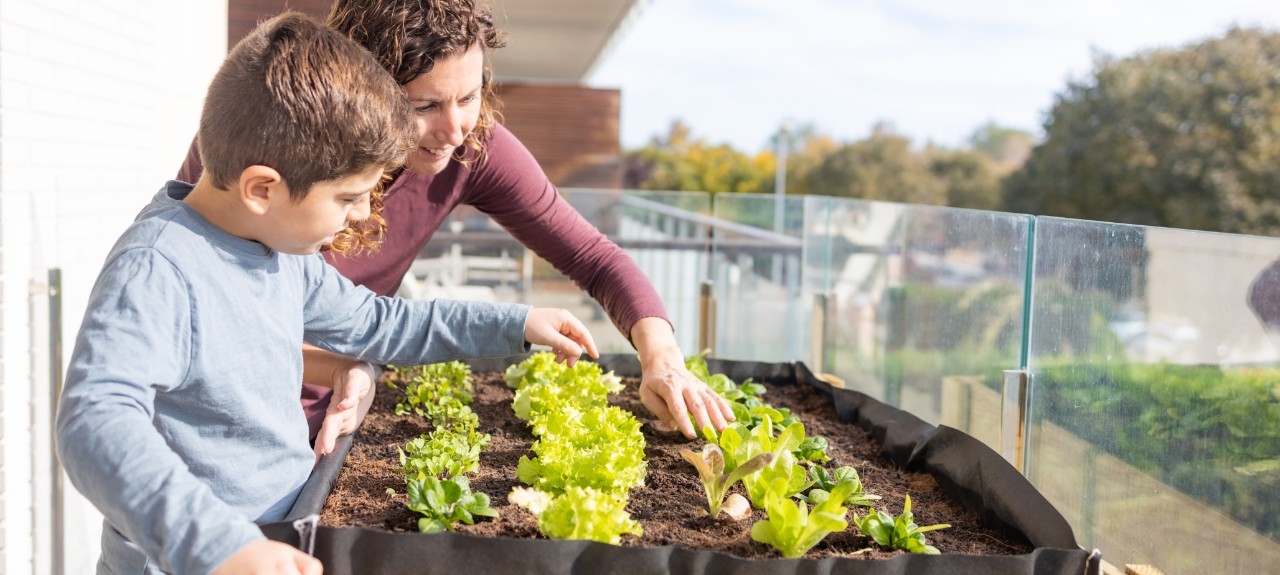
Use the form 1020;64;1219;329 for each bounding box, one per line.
320;370;1035;560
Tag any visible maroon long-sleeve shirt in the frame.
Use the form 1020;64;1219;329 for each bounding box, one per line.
179;123;668;339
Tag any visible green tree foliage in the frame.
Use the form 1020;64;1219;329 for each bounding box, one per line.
1002;27;1280;235
764;122;838;197
803;123;1003;210
623;120;774;194
805;123;946;204
968;121;1036;169
623;120;1009;212
930;148;1003;211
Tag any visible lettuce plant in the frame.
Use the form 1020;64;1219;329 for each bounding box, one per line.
516;404;647;495
798;465;880;508
392;361;474;418
506;354;647;543
749;476;864;558
509;486;643;545
680;443;774;518
853;495;950;554
744;450;812;509
406;475;498;533
398;427;489;479
503;351;565;390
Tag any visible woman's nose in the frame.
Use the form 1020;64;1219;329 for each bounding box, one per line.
432;107;466;147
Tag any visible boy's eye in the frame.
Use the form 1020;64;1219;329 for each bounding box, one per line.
414;104;435;114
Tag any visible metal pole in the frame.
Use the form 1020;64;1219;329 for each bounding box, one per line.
1000;369;1029;473
772;122;790;234
49;268;65;575
809;293;827;373
698;280;716;355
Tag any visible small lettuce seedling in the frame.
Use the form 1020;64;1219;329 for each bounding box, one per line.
853;495;950;554
393;361;475;418
799;465;880;508
406;475;498;533
744;450;811;510
749;476;863;558
680;443;774;519
793;435;831;465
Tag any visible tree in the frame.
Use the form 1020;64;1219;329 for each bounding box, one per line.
968;122;1036;169
804;123;946;205
1002;27;1280;235
929;148;1003;211
623;120;773;194
764;122;838;197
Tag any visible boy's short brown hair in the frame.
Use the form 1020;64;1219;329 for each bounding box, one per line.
197;11;417;199
327;0;507;160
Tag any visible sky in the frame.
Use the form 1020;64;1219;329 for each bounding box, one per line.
587;0;1280;153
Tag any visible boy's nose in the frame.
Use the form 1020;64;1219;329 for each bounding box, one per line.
350;199;371;222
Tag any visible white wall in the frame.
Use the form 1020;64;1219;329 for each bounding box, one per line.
0;1;226;573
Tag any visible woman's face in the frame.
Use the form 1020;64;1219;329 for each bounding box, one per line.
401;43;485;176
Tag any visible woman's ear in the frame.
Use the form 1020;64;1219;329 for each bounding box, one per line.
238;165;286;215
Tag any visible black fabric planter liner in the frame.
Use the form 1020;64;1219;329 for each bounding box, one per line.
261;355;1102;575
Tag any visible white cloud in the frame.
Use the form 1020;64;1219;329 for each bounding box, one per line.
589;0;1280;152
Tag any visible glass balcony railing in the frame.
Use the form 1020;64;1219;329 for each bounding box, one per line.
411;188;1280;574
1025;217;1280;574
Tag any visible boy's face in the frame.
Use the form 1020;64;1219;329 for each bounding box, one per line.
265;166;384;255
402;43;485;176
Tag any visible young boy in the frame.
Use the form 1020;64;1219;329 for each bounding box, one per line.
54;12;596;575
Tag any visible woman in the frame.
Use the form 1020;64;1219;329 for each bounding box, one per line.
179;0;733;454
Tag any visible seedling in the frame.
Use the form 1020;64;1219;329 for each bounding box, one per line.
406;475;498;533
749;476;864;558
852;495;950;554
798;465;880;508
680;443;775;518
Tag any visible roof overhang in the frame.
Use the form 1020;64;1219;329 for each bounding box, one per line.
489;0;646;83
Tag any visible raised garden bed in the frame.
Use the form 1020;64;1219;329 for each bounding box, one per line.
261;355;1101;574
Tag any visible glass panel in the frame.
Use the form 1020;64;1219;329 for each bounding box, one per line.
812;198;1032;449
424;189;713;355
1025;217;1280;574
710;192;808;363
568;189;713;354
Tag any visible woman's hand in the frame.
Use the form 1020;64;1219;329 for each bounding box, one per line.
524;307;600;365
631;317;734;439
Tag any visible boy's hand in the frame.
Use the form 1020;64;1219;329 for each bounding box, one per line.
211;539;322;575
524;308;599;366
314;361;377;460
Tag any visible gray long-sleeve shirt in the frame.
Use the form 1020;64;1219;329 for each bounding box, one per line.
55;182;531;574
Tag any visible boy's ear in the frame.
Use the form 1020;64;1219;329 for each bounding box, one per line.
237;165;287;215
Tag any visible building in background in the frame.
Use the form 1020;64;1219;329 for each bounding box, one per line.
229;0;637;188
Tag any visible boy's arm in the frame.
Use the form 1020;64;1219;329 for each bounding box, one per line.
55;250;263;574
300;257;534;364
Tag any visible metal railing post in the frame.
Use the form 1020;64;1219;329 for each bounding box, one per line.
698;280;716;355
809;292;827;373
49;268;65;575
1000;369;1029;473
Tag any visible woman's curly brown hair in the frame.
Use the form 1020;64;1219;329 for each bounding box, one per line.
325;0;507;255
324;170;393;256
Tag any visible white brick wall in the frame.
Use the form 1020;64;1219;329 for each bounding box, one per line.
0;1;226;573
